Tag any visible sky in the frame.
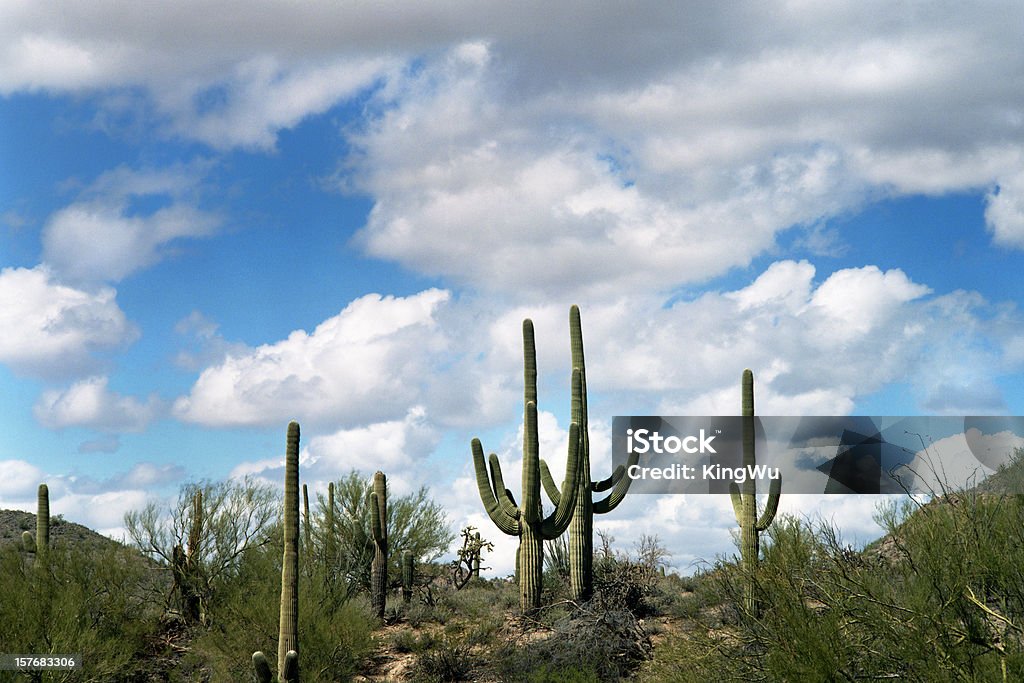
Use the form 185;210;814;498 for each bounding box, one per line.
2;1;1024;576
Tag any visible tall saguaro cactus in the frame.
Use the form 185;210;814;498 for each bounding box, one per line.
472;317;581;612
253;421;301;683
729;369;781;616
22;483;50;565
540;305;638;602
370;470;388;619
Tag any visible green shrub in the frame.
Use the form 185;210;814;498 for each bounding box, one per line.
410;640;474;682
0;539;163;680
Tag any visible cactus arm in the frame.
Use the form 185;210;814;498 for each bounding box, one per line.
488;453;521;520
472;440;521;536
729;482;744;524
252;651;273;683
283;650;299;683
370;491;383;541
756;476;782;531
539;459;561;506
592;464;624;493
541;421;580;538
593;449;639;514
22;530;34;552
522;400;541;526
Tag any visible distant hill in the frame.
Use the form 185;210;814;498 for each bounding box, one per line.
0;508;127;554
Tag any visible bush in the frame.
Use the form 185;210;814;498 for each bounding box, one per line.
411;640;474;682
664;497;1024;681
496;605;651;682
0;539;163;680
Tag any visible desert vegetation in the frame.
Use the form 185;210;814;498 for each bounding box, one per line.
3;306;1024;681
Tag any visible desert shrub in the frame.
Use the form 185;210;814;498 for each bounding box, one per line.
393;628;436;654
190;535;374;682
410;640;474;682
664;496;1024;681
0;539;162;681
497;605;651;682
592;555;658;617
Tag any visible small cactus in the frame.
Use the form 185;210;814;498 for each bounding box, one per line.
729;369;781;616
370;470;388;619
22;484;49;565
402;551;414;603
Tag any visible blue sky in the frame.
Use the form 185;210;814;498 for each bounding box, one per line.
3;2;1024;574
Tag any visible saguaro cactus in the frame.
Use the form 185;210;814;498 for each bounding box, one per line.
172;490;205;624
253;421;302;683
540;305;638;602
472;317;581;612
325;481;336;565
402;551;414;603
729;369;781;616
370;470;388;619
22;483;50;564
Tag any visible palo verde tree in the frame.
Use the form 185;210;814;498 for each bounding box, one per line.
318;469;453;594
124;474;278;623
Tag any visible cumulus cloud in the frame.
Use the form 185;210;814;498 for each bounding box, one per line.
42;163;221;283
174;288;450;427
230;407;441;499
34;376;163;432
302;406;439;478
0;265;136;379
0;460;45;498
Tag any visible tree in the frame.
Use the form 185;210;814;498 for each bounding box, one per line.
317;469;454;592
124;476;278;623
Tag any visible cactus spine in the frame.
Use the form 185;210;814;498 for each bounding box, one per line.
472;317;581;612
402;551;414;603
540;306;638;602
729;369;781;616
370;470;388;619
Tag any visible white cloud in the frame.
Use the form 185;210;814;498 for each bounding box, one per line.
0;460;45;499
303;406;440;480
174;288;450;427
0;265;136;379
986;169;1024;248
34;376;162;432
42;163;221;283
